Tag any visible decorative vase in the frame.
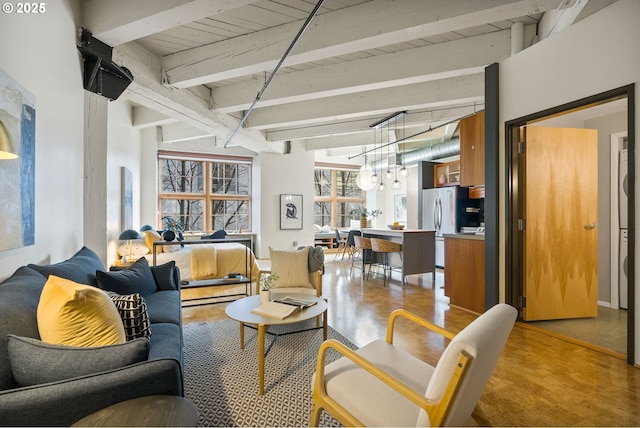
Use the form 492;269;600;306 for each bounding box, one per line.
360;216;367;229
260;290;271;303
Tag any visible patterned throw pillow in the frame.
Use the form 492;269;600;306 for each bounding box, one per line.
106;292;152;341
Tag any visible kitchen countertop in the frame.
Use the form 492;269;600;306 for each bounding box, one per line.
362;228;431;237
443;233;485;241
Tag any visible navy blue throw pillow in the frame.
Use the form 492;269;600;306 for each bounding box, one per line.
95;257;157;297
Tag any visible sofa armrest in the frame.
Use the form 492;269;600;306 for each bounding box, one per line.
150;263;181;291
0;358;183;427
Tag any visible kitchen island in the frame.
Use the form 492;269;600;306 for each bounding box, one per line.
362;228;436;284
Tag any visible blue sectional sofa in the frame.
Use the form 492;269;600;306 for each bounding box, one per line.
0;247;184;426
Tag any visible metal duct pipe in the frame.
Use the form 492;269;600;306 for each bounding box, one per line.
371;138;460;170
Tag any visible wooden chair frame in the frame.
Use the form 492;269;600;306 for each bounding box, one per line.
310;309;472;427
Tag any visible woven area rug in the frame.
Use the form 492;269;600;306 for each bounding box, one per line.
183;319;356;427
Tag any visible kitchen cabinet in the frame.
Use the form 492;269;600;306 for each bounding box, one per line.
460;110;485;187
434;160;460;187
444;234;484;313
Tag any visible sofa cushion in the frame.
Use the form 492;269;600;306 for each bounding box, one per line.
28;246;105;286
7;335;149;387
106;292;152;341
144;290;182;325
269;246;313;288
0;266;47;390
148;323;182;364
37;275;126;347
95;257;157;297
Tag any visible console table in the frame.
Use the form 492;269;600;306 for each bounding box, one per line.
153;238;253;306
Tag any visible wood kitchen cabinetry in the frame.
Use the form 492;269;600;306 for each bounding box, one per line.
444;235;485;313
434;160;460;187
460;110;485;187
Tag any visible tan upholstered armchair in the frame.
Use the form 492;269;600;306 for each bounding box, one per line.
255;246;323;297
310;304;517;427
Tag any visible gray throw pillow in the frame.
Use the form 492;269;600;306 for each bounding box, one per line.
7;335;149;387
105;291;152;341
95;257;157;297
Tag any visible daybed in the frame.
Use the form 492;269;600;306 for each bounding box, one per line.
144;233;259;282
0;247;184;426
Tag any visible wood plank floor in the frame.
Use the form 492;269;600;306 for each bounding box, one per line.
182;254;640;426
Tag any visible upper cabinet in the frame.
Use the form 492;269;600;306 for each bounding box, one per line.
434;160;460;187
460;110;485;187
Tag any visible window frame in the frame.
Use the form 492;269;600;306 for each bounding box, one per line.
158;151;252;233
314;163;365;228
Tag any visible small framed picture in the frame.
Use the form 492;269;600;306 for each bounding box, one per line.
280;194;303;230
394;194;407;223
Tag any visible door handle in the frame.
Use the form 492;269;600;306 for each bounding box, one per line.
583;223;598;229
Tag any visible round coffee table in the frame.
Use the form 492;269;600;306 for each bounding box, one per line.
72;395;198;426
225;293;327;395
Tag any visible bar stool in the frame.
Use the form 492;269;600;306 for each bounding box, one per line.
350;235;372;278
370;238;403;287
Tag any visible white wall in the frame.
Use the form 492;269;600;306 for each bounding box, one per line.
498;0;640;362
105;101;143;267
0;0;84;279
254;151;316;258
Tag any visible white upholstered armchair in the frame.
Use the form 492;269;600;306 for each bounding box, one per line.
310;304;517;427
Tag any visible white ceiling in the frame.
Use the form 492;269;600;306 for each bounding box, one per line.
80;0;620;157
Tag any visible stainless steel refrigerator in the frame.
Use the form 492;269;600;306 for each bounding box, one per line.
422;187;460;268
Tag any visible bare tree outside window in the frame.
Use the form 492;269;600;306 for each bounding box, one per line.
314;167;364;228
159;156;251;232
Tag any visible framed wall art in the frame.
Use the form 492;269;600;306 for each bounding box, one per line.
394;194;407;223
280;194;302;230
0;67;35;251
121;167;133;230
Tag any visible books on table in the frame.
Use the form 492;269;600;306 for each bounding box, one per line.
250;296;317;320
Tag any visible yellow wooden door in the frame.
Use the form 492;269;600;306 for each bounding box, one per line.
523;126;598;321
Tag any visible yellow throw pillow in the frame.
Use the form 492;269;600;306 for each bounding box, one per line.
37;275;126;347
144;230;163;253
269;246;312;288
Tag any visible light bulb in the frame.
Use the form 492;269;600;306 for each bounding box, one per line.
385;169;392;179
371;172;379;183
379;182;385;191
399;166;408;177
392;179;401;189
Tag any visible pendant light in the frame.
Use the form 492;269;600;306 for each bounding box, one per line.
370;126;379;184
384;122;392;179
399;115;408;177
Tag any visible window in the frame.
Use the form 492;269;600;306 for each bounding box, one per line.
314;164;364;228
159;152;251;232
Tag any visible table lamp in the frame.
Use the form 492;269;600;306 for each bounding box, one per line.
119;229;142;262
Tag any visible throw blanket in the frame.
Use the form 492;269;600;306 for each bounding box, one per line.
191;245;218;280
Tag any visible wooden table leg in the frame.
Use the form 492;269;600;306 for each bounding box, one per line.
258;323;266;395
322;308;328;340
240;322;245;349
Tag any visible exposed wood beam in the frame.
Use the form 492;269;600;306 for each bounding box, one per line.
265;105;482;141
246;74;485;130
163;0;559;88
112;42;277;153
83;0;258;46
160;122;216;144
212;30;511;113
132;105;174;128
